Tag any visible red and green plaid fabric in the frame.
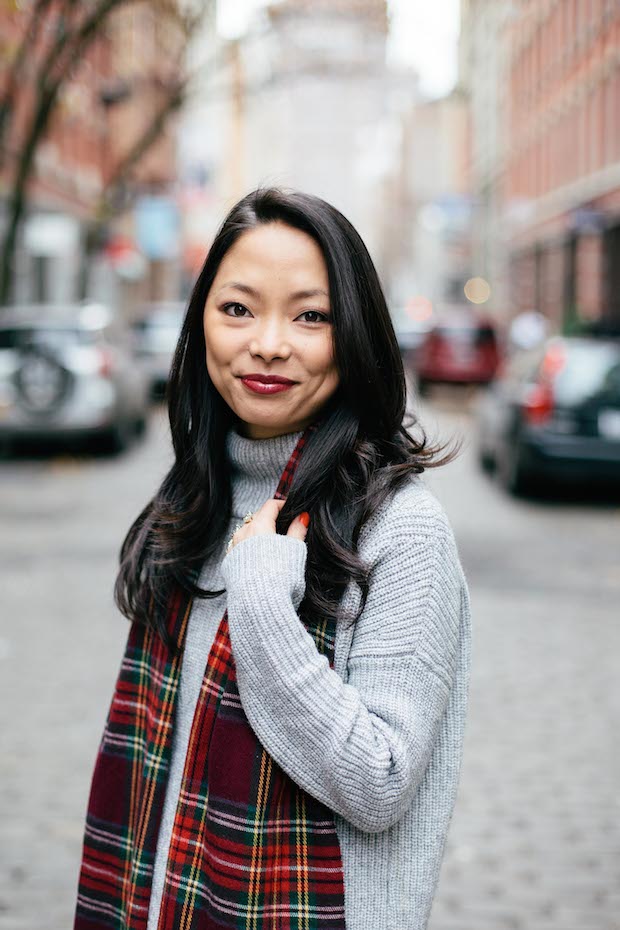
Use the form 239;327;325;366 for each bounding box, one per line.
75;429;346;930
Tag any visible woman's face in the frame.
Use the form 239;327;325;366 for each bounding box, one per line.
203;221;339;439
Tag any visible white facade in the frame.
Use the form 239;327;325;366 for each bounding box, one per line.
180;0;400;275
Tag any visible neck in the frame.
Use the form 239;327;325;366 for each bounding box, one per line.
236;419;311;440
226;427;304;522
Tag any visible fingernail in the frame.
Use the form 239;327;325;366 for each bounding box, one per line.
299;511;310;528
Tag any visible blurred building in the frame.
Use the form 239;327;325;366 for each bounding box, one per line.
103;4;187;309
388;88;471;307
0;3;186;310
459;0;507;317
463;0;620;332
192;0;396;272
0;6;112;304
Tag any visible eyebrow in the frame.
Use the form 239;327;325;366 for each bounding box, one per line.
217;282;329;301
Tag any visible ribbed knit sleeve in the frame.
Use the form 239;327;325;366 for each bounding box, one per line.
220;484;467;835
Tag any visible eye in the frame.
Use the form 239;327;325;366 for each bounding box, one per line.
296;310;330;324
222;302;252;318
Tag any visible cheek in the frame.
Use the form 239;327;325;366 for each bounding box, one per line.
204;328;229;394
204;314;234;369
306;337;338;387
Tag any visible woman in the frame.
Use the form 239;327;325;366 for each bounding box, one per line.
75;188;471;930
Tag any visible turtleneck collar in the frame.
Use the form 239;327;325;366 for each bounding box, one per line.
226;427;304;483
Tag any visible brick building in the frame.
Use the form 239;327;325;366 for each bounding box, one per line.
0;8;112;215
0;5;113;302
505;0;620;332
463;0;620;332
0;2;184;307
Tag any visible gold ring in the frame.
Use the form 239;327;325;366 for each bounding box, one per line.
226;521;243;554
226;512;255;554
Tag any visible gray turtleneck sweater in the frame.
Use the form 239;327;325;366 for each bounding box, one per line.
147;429;471;930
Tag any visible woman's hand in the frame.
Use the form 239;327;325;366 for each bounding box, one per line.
226;499;310;553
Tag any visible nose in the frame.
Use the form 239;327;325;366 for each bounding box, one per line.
248;317;291;362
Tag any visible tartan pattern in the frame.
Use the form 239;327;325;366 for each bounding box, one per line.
75;429;346;930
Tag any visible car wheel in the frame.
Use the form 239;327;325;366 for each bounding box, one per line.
0;436;14;459
14;348;72;413
496;437;534;496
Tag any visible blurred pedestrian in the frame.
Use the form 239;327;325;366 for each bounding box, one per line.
74;188;471;930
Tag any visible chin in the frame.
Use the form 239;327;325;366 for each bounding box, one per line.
241;409;307;438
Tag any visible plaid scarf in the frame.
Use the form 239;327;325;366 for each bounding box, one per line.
75;429;346;930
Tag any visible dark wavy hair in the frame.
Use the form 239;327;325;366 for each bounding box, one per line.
115;187;457;649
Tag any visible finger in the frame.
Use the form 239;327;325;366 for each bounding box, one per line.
251;498;286;531
250;498;285;522
286;512;310;542
258;497;286;518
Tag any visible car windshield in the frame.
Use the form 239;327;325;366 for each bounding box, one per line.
0;327;98;350
553;342;620;404
139;311;183;330
134;311;183;351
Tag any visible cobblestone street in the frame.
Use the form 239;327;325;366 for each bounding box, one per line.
1;395;619;929
424;394;620;930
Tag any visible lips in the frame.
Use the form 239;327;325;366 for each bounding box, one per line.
238;373;297;395
240;373;296;384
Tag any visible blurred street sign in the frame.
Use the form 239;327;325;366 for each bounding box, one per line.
134;195;180;261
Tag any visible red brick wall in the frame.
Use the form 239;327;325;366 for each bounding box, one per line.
0;2;180;216
576;233;604;322
0;2;112;215
504;1;620;330
506;2;620;202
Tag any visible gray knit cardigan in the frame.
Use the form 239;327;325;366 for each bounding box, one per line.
147;429;472;930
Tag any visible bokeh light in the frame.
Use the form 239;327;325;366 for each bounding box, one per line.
405;295;434;321
464;277;491;304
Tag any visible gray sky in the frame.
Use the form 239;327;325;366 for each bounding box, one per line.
216;0;461;98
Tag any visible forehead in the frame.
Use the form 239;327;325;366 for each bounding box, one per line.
214;222;328;290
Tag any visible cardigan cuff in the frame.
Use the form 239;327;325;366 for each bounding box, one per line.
221;533;308;611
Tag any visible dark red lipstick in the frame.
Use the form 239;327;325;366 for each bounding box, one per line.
239;373;297;395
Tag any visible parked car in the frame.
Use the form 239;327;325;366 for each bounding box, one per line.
415;308;501;393
132;301;185;399
0;302;149;454
476;335;620;494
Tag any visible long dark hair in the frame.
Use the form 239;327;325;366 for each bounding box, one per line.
115;187;457;648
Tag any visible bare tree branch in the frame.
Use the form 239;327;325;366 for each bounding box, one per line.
108;89;186;198
0;0;57;164
0;0;140;303
0;0;215;304
48;0;131;87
